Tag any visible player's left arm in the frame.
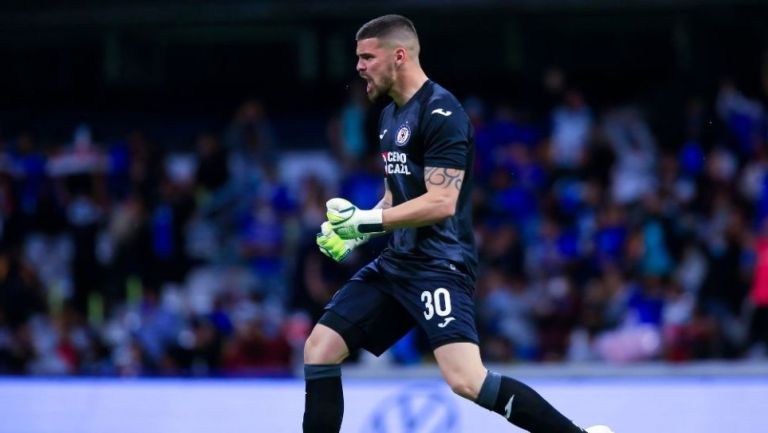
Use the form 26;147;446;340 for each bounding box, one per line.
381;166;463;230
326;98;468;238
328;166;462;237
381;98;468;230
374;178;393;210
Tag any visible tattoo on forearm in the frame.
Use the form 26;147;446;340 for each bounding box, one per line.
425;167;463;191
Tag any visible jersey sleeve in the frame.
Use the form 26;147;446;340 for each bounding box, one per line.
422;99;471;169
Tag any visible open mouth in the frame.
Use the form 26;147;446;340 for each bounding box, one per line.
361;76;373;93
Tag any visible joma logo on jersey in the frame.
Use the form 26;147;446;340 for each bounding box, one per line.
381;151;412;175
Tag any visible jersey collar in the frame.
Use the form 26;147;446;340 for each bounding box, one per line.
394;79;432;114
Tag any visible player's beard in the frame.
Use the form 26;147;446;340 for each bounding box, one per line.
366;69;395;102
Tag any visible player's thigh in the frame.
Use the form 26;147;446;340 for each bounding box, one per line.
320;278;415;357
433;342;487;399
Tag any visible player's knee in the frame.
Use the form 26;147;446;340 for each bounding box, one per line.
303;334;333;364
303;329;348;365
445;374;480;400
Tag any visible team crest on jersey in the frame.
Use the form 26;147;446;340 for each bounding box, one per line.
395;125;411;146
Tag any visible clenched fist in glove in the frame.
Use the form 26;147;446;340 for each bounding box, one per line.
316;221;369;262
325;198;385;240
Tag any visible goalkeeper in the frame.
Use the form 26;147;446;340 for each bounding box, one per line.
303;14;613;433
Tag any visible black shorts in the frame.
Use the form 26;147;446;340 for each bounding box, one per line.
319;257;479;356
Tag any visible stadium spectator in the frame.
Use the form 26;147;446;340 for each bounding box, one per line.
2;69;768;377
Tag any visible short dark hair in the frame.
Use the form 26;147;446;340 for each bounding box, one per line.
356;14;418;42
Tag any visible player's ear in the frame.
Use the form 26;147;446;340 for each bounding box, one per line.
394;47;407;66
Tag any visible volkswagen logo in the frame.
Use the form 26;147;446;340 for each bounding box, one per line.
364;384;459;433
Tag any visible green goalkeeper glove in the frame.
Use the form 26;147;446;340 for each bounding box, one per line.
316;221;369;262
325;197;385;240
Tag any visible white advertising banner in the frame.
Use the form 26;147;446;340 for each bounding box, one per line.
0;377;766;433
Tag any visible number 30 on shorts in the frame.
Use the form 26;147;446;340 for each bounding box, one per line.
420;288;452;320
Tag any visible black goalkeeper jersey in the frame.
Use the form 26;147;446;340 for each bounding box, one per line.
377;80;478;281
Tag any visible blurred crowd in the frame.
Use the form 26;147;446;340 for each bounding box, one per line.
1;70;768;377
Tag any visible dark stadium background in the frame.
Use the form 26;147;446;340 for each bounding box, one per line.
2;1;765;146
